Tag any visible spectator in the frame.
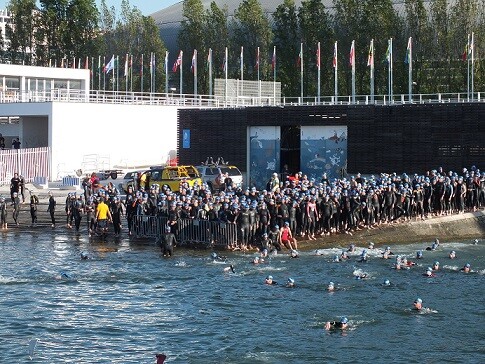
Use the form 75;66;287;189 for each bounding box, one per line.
12;138;21;149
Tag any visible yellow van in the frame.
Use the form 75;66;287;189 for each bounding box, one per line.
139;165;202;191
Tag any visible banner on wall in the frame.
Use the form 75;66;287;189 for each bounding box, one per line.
249;126;280;189
300;126;347;181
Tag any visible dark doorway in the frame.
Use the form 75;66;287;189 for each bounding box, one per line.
280;125;300;179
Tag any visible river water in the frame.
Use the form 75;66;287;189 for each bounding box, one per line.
0;230;484;363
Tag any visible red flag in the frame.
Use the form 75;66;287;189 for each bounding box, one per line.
333;42;338;68
316;43;321;69
271;46;276;71
349;40;355;67
173;50;182;72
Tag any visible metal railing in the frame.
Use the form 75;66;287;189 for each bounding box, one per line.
132;215;238;248
0;89;483;108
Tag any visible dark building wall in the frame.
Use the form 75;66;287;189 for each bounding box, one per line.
178;103;485;174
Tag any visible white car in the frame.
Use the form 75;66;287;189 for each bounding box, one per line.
196;165;243;192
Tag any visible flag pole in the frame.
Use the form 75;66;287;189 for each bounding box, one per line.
334;41;338;102
125;54;129;92
130;54;133;92
165;51;169;95
103;56;106;91
369;39;374;103
351;40;355;104
273;45;276;104
471;32;474;101
116;55;119;92
390;38;393;103
300;42;303;100
224;46;228;103
209;48;213;97
408;37;412;103
257;46;261;102
317;41;321;103
141;54;144;93
240;46;244;97
180;51;183;95
194;49;198;97
467;34;470;101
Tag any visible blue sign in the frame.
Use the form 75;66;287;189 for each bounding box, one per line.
182;129;190;149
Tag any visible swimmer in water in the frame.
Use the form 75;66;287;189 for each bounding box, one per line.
382;246;394;259
460;263;471;273
368;242;375;250
333;255;340;263
383;279;391;286
448;250;456;259
423;267;436;277
286;278;295;288
358;249;368;263
290;249;300;258
354;271;369;280
327;281;336;291
340;251;350;260
325;317;348;330
473;239;478;245
401;256;415;267
260;248;268;258
426;238;440;251
211;252;226;261
413;298;423;311
265;275;277;285
416;250;423;259
223;265;235;273
80;252;89;260
156;353;167;364
432;261;440;271
347;243;356;253
252;256;262;264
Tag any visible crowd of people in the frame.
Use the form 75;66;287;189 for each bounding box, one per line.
0;166;484;249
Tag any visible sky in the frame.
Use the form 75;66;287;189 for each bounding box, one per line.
0;0;179;16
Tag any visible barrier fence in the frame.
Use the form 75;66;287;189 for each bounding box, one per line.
132;215;238;249
0;147;50;186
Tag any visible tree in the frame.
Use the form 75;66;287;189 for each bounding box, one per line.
231;0;273;81
178;0;206;94
6;0;37;65
273;0;299;96
204;2;229;85
298;0;333;96
65;0;99;60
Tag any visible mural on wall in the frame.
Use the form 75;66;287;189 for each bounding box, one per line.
249;126;280;189
300;126;348;181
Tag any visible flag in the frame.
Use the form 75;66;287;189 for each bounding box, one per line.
367;39;374;67
255;47;260;70
191;49;197;73
349;40;355;67
316;43;320;69
240;46;244;70
297;47;302;67
222;55;226;72
140;54;144;76
462;34;471;61
404;37;412;64
124;54;129;76
172;50;182;72
164;51;169;73
85;56;89;70
207;48;212;71
333;42;337;68
272;46;276;71
385;40;392;63
72;57;76;69
150;52;156;75
104;55;115;73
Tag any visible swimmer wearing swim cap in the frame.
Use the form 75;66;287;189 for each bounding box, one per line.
265;275;277;285
327;282;335;291
460;263;471;273
325;317;348;330
448;251;456;259
286;278;295;288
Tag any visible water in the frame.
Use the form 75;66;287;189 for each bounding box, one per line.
0;230;484;363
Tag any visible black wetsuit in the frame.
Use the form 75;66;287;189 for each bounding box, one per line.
162;232;177;256
47;196;56;226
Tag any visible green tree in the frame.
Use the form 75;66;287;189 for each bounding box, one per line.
429;0;452;92
204;2;229;85
178;0;206;94
404;0;432;93
273;0;299;97
65;0;99;60
6;0;37;65
231;0;273;81
298;0;332;97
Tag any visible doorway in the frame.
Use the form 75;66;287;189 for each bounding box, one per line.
280;125;300;178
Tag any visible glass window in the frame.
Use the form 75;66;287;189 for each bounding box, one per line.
69;80;81;90
54;79;68;89
5;76;19;90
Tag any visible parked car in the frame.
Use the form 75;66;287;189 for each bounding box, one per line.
138;165;202;191
117;170;143;193
196;164;243;192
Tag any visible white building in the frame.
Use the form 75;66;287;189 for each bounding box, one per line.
0;63;179;182
0;9;11;51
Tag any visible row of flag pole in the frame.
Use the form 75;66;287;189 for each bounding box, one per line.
45;34;476;99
